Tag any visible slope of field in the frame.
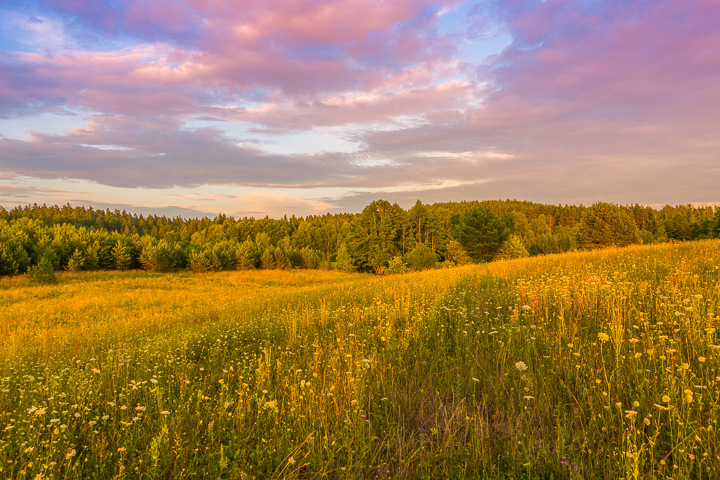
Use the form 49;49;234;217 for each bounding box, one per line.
1;241;719;479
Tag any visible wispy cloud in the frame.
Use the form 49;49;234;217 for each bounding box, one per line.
0;0;718;217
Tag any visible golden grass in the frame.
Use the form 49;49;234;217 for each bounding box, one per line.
0;241;719;479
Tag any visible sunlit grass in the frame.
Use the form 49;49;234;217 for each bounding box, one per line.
1;241;719;479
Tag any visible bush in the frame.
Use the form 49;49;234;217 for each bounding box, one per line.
27;256;57;284
385;256;407;275
404;243;438;271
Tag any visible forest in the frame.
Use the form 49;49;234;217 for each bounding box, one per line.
1;199;719;277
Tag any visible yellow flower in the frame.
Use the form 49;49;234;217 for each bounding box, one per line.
662;395;671;403
699;357;706;363
598;332;610;342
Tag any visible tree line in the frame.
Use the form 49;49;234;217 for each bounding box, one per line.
1;199;719;278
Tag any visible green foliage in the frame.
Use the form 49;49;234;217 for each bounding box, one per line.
260;247;275;270
346;200;404;271
335;243;356;272
445;239;472;265
300;246;321;269
189;249;221;272
0;201;717;278
385;256;407;274
140;240;177;272
113;239;134;270
26;255;57;283
65;248;85;271
582;202;640;247
237;238;259;270
404;243;438;271
0;226;31;275
496;234;530;260
451;206;510;262
638;229;655;245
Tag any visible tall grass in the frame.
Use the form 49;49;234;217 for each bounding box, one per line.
0;240;718;479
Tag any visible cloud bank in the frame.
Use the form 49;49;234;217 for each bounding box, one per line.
1;0;718;216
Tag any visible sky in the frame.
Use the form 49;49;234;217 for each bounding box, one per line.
0;0;718;219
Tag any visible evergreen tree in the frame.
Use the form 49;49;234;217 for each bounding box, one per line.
335;243;356;272
346;200;403;271
113;240;133;271
450;206;510;262
66;248;85;271
260;247;275;270
581;202;639;247
237;238;259;270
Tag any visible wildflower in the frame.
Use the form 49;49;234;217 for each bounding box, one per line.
135;406;146;412
50;418;60;423
699;357;706;363
118;447;126;453
684;389;694;403
629;338;639;344
662;395;671;403
515;361;528;371
66;448;76;459
598;333;610;342
92;368;101;374
150;378;158;384
288;456;296;465
634;353;642;359
24;446;34;454
160;411;170;415
101;415;109;420
624;410;638;418
472;377;480;382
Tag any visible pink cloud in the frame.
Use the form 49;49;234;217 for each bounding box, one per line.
3;0;718;210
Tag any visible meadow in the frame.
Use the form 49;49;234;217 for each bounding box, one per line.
1;240;719;479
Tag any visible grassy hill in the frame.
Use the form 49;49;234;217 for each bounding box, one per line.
1;240;719;479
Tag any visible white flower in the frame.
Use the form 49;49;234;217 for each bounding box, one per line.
515;361;528;371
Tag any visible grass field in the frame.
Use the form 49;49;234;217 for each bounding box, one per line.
1;240;719;479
